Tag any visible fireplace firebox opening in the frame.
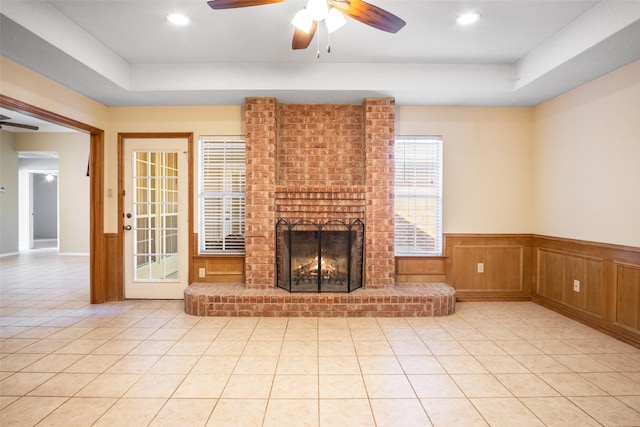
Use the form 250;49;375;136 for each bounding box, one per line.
276;219;364;293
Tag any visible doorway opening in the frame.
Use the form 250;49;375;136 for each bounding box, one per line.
1;95;106;303
18;152;60;251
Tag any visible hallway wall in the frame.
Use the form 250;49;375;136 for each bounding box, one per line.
0;131;19;256
32;173;57;240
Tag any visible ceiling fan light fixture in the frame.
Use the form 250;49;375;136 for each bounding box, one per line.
306;0;328;21
292;9;313;33
325;7;346;33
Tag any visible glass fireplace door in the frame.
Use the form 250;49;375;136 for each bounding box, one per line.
276;220;364;293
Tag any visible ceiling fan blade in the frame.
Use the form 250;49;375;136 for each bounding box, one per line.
0;121;39;131
207;0;282;10
338;0;405;33
292;21;318;50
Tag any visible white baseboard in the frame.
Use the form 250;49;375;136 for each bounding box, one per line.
0;252;19;258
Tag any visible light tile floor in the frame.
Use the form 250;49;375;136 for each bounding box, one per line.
1;250;640;426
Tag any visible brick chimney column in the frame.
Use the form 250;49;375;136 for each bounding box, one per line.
245;97;277;289
364;98;396;289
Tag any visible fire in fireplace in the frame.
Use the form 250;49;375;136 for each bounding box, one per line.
276;219;364;293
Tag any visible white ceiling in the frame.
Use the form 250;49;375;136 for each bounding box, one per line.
1;0;640;108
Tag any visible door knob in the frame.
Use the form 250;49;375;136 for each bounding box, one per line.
123;225;132;231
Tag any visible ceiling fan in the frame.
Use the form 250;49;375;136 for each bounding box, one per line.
0;114;39;131
206;0;406;51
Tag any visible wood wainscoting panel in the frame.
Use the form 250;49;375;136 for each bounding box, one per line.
532;235;640;348
616;263;640;331
190;233;245;284
395;257;447;283
453;245;523;291
537;249;564;302
445;234;531;300
536;248;604;318
191;256;245;283
104;233;123;301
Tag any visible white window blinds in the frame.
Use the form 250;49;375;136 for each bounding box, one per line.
394;136;443;256
198;137;246;254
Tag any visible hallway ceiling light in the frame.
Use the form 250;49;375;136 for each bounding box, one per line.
456;11;480;26
166;12;190;26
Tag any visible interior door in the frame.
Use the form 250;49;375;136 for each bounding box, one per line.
123;137;188;299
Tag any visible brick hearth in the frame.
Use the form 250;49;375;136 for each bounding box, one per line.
185;283;456;317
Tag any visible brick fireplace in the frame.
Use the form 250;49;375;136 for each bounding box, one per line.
244;97;395;290
184;97;456;317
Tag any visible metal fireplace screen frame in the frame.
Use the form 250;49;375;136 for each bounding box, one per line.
276;219;364;293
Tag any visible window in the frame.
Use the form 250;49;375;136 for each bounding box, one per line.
198;137;246;254
394;136;443;255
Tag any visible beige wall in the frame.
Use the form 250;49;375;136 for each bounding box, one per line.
0;57;108;131
106;106;243;232
396;106;534;234
3;54;639;247
0;57;243;233
532;60;640;247
109;105;536;237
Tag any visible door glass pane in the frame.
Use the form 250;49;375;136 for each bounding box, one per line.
132;151;180;281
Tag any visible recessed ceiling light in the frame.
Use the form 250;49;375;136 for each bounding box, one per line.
456;11;480;26
166;12;190;26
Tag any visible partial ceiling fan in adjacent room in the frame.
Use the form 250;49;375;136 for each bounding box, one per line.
0;114;39;131
206;0;406;55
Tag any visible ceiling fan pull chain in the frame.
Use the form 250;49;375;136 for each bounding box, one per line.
327;29;331;53
316;23;321;58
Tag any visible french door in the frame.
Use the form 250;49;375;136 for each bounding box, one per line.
123;137;189;299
